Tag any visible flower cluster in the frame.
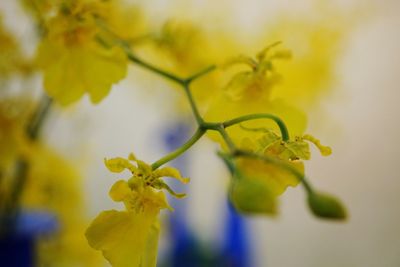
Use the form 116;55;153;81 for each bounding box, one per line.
0;1;350;266
85;154;188;267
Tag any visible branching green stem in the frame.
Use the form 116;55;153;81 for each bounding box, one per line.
183;84;203;125
223;113;289;141
215;126;236;153
184;65;217;84
121;43;298;187
126;52;184;85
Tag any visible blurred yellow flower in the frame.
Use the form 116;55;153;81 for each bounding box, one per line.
205;44;306;147
0;16;32;79
36;0;129;105
0;98;32;171
261;12;350;107
0;98;33;209
86;154;188;267
141;20;211;77
22;144;104;266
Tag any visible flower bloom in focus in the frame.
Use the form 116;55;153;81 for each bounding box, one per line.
224;129;332;215
85;153;188;267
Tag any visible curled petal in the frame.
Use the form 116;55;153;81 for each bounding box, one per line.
104;157;137;173
153;166;189;184
152;180;186;200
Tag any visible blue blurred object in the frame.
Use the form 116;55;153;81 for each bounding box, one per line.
161;121;253;267
0;210;58;267
222;202;254;267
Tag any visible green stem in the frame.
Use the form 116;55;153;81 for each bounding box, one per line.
126;52;184;85
216;126;236;153
184;65;217;84
234;149;314;195
151;128;206;170
27;95;53;140
184;84;204;125
223;113;290;141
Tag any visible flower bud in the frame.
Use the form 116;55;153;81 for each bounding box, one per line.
308;192;347;220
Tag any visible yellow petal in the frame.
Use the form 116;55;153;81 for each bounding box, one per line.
36;40;127;106
142;221;160;267
85;209;159;267
238;157;301;196
153;166;189;184
136;160;152;176
141;187;173;211
82;45;127;104
109;180;131;202
104;157;137;173
153;180;186;200
128;153;137;161
37;43;86;105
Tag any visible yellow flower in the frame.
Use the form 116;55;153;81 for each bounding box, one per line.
36;0;128;106
86;154;188;267
16;143;104;266
221;42;291;102
0;16;32;79
259;10;351;107
141;20;211;77
224;130;331;215
0;98;33;209
205;43;306;148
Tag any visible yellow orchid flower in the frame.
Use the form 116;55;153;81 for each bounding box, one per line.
36;0;129;106
224;129;331;215
220;42;291;102
205;44;306;148
86;154;189;267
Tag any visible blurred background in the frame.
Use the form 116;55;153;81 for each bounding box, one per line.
1;0;400;266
